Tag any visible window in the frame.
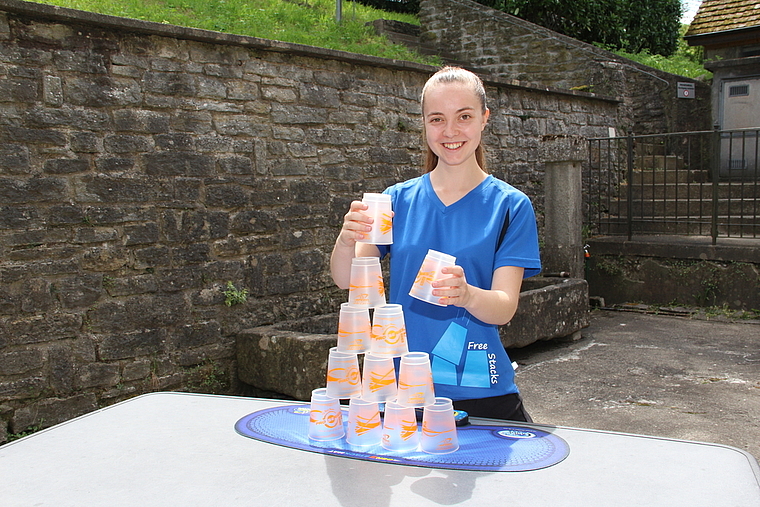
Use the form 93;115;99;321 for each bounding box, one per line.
729;84;749;97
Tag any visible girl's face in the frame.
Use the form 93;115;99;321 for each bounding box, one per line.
423;82;489;171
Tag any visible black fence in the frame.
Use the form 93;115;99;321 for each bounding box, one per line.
586;128;760;243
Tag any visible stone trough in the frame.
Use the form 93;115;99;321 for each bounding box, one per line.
236;277;590;400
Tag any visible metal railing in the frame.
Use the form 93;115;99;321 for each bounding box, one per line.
585;128;760;244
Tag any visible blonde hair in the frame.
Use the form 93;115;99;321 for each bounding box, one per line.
420;67;488;173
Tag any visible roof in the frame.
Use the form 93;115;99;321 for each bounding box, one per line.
685;0;760;37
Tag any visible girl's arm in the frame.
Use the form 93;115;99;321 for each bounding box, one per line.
433;265;524;325
330;201;381;289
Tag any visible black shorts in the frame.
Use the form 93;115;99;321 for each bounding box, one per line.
453;393;533;422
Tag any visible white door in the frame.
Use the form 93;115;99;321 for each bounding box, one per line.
720;78;759;180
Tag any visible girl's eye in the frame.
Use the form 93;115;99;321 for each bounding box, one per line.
460;114;472;121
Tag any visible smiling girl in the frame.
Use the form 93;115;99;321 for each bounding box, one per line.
330;67;541;421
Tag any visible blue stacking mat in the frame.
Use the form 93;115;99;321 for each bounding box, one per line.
235;404;569;472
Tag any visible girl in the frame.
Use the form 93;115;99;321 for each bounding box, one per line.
330;67;541;421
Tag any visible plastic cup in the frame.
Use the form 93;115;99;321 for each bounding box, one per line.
381;401;419;452
348;257;386;309
345;397;382;446
325;347;362;399
358;193;393;245
370;304;409;357
408;249;456;306
396;351;435;408
337;303;371;353
420;397;459;454
361;353;398;402
307;388;345;441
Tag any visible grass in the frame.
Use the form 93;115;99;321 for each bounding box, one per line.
30;0;440;65
31;1;710;80
603;25;712;81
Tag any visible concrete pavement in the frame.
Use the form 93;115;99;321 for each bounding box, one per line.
509;308;760;462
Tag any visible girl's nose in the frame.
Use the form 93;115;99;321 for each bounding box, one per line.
443;122;458;137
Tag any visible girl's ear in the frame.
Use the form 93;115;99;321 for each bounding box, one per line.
482;108;490;130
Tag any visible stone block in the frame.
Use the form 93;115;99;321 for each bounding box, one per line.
143;151;215;177
0;177;67;203
81;246;130;271
20;278;54;313
99;328;168;361
104;134;152;153
43;158;90;174
10;393;97;432
75;362;120;389
237;314;338;400
229;210;279;235
500;277;590;348
78;175;162;202
0;348;44;376
218;156;253;175
95;157;135;173
124;222;160;246
0;145;30;174
0;77;38;103
57;274;103;310
65;76;141;107
113;109;171;133
205;184;249;208
174;321;223;349
143;71;196;96
0;377;46;402
4;313;81;345
90;293;187;334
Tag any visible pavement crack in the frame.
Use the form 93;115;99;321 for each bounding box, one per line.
520;341;607;372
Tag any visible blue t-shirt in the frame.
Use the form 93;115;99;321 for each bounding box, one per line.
377;173;541;401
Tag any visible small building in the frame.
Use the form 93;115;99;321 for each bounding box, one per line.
685;0;760;179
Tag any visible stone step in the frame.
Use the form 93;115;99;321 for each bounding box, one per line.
620;182;760;200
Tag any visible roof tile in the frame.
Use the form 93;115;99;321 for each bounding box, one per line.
685;0;760;36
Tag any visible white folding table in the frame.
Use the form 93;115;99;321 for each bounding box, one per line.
1;392;758;506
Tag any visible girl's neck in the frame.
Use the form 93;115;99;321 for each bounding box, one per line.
429;163;488;206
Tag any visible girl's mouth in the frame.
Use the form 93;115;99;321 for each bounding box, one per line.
442;142;464;150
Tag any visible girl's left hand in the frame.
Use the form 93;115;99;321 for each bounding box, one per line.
432;265;472;307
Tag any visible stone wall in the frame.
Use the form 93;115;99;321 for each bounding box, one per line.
0;0;619;440
420;0;712;136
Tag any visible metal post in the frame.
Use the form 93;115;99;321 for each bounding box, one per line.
710;126;720;245
626;133;634;241
336;0;342;23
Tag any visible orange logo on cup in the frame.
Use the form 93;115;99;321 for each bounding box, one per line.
311;408;342;429
375;275;385;296
400;417;418;440
368;367;395;392
422;421;454;439
327;366;360;385
380;213;393;234
373;323;406;345
353;414;381;436
413;270;434;288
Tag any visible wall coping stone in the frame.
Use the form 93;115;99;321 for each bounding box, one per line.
0;0;620;104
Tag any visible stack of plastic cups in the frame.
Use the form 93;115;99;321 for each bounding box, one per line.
409;249;456;306
307;387;345;441
420;397;459;454
348;257;386;310
337;303;371;354
370;304;409;357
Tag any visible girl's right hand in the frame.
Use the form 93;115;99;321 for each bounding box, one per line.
336;200;373;247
